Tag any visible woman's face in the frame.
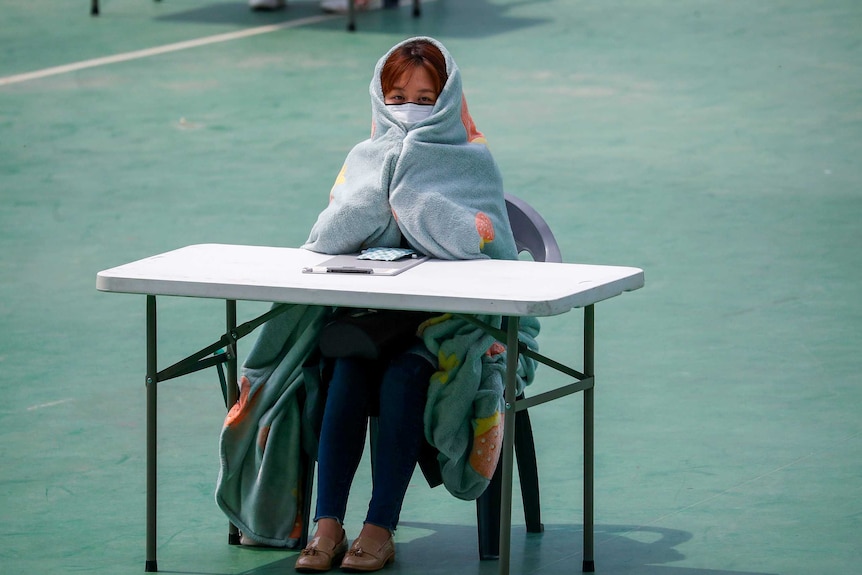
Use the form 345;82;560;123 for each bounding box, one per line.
383;64;439;106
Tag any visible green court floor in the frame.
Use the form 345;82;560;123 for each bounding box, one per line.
2;1;861;573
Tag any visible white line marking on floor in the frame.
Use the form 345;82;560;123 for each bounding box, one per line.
0;14;337;87
27;398;75;411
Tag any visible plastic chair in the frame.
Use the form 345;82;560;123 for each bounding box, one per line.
505;193;563;264
291;193;561;559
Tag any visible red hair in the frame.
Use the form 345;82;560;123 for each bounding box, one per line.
381;40;448;97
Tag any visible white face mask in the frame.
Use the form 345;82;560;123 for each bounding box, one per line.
386;103;433;125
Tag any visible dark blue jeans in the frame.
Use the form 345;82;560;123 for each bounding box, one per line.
314;349;434;532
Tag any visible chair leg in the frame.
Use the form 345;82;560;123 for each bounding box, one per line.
514;408;543;533
90;0;99;15
476;461;502;560
475;404;544;559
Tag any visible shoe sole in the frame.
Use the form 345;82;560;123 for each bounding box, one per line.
339;552;395;572
295;550;347;572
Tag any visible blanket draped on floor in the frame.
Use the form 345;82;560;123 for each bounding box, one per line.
215;37;540;548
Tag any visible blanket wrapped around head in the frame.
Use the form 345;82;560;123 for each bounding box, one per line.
303;36;507;261
216;36;540;547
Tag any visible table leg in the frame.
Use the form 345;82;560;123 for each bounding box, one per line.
583;305;595;572
498;316;520;575
225;300;241;545
347;0;356;31
145;296;158;572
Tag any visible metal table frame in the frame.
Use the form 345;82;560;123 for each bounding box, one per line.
140;297;597;573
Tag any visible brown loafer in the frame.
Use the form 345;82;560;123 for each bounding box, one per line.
295;531;348;572
340;534;395;572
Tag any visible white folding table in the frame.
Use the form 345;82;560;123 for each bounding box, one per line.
96;243;644;574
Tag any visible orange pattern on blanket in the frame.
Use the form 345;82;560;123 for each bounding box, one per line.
476;212;495;250
460;95;487;144
486;342;506;357
469;412;503;479
225;376;260;428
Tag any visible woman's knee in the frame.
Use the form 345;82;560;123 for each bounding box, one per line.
325;357;376;411
379;353;434;406
389;351;434;382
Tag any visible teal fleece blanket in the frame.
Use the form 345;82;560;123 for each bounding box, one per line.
216;37;540;547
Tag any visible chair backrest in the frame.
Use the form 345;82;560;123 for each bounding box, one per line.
505;194;563;263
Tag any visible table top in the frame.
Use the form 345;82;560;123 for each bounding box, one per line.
97;244;644;317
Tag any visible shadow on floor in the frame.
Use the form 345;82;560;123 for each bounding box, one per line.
154;0;326;25
153;0;551;38
155;522;776;575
